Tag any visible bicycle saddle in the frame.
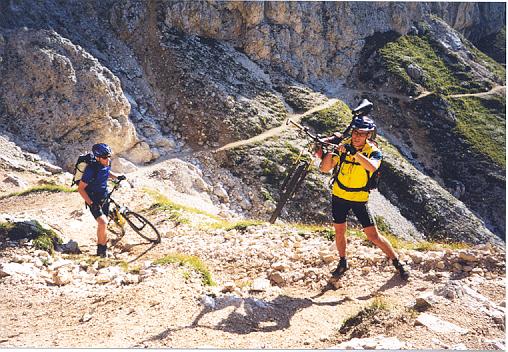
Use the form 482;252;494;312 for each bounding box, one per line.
352;99;373;116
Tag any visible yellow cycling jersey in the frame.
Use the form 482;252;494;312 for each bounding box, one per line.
331;138;382;202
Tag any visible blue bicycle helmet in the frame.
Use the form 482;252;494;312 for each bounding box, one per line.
92;143;112;158
351;116;376;132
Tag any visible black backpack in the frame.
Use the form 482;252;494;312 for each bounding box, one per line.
365;163;381;191
71;153;96;186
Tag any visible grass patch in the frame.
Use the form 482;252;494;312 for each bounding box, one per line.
379;34;482;95
32;223;63;254
369;295;390;311
154;253;215;286
145;189;221;224
447;95;506;167
340;295;390;333
382;231;469;251
209;219;264;231
292;223;335;241
301;100;352;135
0;222;15;238
0;184;76;200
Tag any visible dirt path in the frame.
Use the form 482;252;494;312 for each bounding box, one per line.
448;85;506;98
215;98;338;152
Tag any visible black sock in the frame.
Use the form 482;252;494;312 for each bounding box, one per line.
392;258;400;267
339;257;347;266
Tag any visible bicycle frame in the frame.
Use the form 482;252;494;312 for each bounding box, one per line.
102;179;161;244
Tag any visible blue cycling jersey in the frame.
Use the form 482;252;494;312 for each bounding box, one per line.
81;162;111;202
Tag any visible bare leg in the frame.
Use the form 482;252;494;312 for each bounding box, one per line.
363;225;397;259
333;222;347;257
96;215;108;245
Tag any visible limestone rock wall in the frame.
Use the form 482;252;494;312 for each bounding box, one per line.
0;28;139;169
159;1;504;83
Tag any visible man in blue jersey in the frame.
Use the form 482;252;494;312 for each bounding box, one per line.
77;143;125;258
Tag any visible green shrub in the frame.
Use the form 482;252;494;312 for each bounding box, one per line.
340;296;390;332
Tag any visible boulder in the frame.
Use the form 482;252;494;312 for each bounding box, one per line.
0;29;139;170
415;313;468;334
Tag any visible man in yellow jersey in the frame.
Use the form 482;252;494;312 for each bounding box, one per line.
318;115;410;280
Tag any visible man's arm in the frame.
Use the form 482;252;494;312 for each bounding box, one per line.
78;181;93;206
353;152;381;173
108;171;126;180
319;150;337;173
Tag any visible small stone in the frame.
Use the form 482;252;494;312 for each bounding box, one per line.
321;254;335;264
201;295;216;309
221;281;236;293
95;274;112;284
270;262;290;271
80;312;93;323
451;343;468;350
414;292;439;311
251;278;271;291
463;265;473;272
269;272;286;286
436;261;446;270
458;252;477;262
52;269;73;286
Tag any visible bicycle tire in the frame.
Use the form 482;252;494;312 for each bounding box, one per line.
280;161;299;193
269;162;308;223
124;211;161;244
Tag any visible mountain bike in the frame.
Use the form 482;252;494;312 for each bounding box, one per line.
269;120;337;223
268;99;374;223
104;179;161;244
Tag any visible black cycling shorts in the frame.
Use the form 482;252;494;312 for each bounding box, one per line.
332;195;375;228
88;200;109;220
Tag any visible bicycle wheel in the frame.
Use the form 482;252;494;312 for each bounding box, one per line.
124;211;161;244
269;162;309;223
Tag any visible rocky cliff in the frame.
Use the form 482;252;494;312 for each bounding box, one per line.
0;0;505;243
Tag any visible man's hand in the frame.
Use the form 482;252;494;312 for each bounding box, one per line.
314;144;324;159
343;144;357;155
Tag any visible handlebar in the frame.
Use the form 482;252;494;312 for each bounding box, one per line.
286;119;337;148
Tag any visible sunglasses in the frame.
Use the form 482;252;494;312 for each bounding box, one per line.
98;155;111;159
352;130;369;137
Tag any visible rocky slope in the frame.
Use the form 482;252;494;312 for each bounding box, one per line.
0;3;504;250
0;171;505;349
349;16;506;238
